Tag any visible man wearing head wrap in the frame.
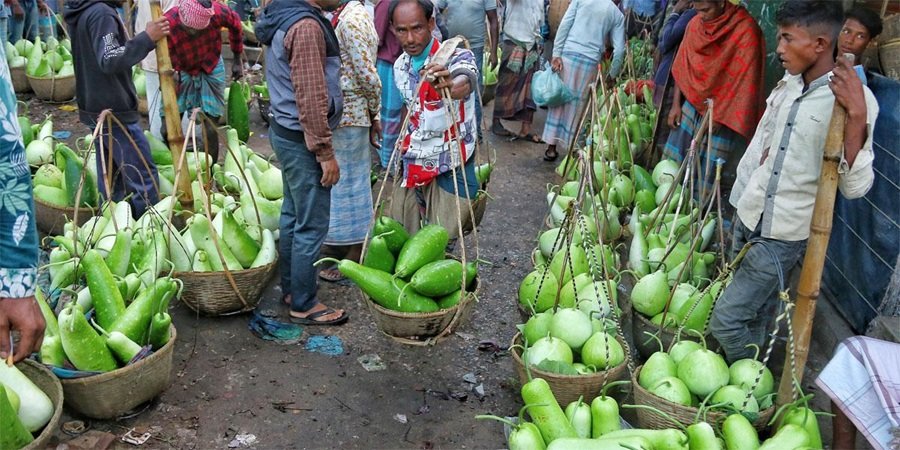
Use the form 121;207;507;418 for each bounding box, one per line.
162;0;244;161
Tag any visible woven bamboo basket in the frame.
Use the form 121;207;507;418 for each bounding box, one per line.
547;0;571;38
631;365;774;431
510;332;630;406
10;65;30;93
33;196;96;236
879;39;900;80
631;308;718;361
881;14;900;44
27;74;76;102
59;327;177;419
174;260;277;316
361;278;479;345
19;359;64;450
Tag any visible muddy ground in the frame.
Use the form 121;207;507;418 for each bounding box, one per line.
19;64;855;449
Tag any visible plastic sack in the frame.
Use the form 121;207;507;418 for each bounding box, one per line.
531;65;575;107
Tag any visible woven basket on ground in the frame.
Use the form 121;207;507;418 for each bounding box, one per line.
631;307;718;361
631;365;774;431
461;193;487;234
19;359;64;450
59;327;177;419
510;332;630;407
174;260;277;316
33;196;96;236
27;74;76;102
10;66;30;93
361;278;478;345
879;39;900;80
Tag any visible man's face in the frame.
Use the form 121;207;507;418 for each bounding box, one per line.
391;2;434;57
693;1;725;22
838;18;872;61
776;24;822;76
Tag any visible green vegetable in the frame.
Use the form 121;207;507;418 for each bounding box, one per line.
100;327;143;365
33;184;66;207
518;268;559;313
373;216;409;254
521;377;578;444
222;208;260;268
58;302;119;372
722;413;760;450
565;397;592;438
474;163;493;185
676;342;730;398
649;376;693;406
250;229;278;268
776;404;822;449
190;214;242;271
82;249;126;329
33;163;63;189
580;332;625;369
436;290;463;309
524;335;573;367
548;437;653;450
686;421;722;450
631;270;671;317
105;228;132;277
110;277;177;345
0;385;33;449
549;308;593;351
590;381;628;438
146;131;172;165
639;353;677;391
409;259;464;297
320;258;438;312
595;428;689;450
394;225;449;278
759;424;809;450
476;405;547;450
227;82;250;141
149;313;172;350
363;233;396;273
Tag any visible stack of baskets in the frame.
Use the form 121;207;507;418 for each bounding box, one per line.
880;14;900;80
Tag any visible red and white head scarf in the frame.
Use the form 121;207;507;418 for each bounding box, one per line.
179;0;215;30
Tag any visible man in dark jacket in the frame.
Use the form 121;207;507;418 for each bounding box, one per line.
255;0;348;326
64;0;169;217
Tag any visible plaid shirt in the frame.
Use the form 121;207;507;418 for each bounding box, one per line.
165;2;243;76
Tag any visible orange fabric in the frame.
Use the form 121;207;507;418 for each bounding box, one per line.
671;3;765;139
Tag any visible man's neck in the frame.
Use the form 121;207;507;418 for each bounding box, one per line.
802;57;834;88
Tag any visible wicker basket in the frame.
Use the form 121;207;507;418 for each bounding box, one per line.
361;278;479;345
19;360;64;450
60;327;177;419
879;39;900;80
510;332;630;407
881;14;900;44
33;196;97;236
631;308;718;361
10;65;30;93
631;365;774;431
27;74;76;102
174;260;277;316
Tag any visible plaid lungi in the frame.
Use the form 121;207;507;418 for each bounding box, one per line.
541;51;599;149
177;57;226;118
493;39;539;123
377;59;403;169
324;126;374;246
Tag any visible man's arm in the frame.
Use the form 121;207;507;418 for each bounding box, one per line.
552;0;578;58
285;20;334;162
831;58;878;199
486;3;499;68
220;4;244;58
92;13;167;74
426;49;477;100
607;10;627;79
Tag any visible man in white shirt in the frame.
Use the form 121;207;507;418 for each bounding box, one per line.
709;0;879;363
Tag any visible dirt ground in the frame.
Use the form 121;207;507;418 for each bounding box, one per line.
19;64;857;449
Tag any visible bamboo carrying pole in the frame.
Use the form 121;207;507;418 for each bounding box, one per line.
150;0;193;207
775;66;849;407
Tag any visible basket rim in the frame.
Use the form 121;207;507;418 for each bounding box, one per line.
58;326;177;386
630;364;776;422
363;277;479;319
171;259;278;278
510;332;629;380
33;195;97;213
25;73;76;81
18;359;64;450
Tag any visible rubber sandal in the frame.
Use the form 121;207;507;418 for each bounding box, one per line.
543;147;559;162
289;307;349;326
491;124;514;137
318;267;345;282
518;133;545;144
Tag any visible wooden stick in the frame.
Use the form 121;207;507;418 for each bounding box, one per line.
150;0;192;207
775;77;848;407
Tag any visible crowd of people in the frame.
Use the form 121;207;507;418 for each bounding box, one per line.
0;0;897;446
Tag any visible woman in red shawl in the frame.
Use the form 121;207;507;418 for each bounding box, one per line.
663;0;765;196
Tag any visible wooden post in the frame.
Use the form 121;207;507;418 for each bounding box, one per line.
775;70;849;407
150;0;192;207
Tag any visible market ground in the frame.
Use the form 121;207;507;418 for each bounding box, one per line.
24;69;861;449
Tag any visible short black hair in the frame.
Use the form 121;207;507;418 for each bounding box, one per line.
845;6;883;39
776;0;844;40
389;0;434;24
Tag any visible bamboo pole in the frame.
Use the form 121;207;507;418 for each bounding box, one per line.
150;0;192;207
775;74;848;407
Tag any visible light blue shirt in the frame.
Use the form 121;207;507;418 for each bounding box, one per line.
622;0;657;18
552;0;626;78
436;0;496;49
